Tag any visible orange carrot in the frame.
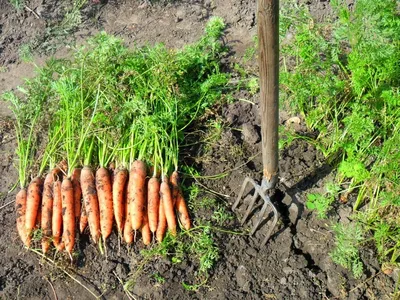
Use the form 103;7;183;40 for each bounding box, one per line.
123;178;134;244
71;168;82;221
81;166;101;243
35;204;42;229
147;177;160;233
160;176;177;236
56;241;65;252
52;180;63;248
96;167;114;240
171;171;191;230
113;168;128;235
80;200;88;234
25;177;43;245
16;188;29;246
61;178;75;254
141;208;151;246
129;160;147;231
170;171;179;206
156;196;167;243
41;173;53;254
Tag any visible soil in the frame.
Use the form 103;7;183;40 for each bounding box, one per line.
0;0;397;299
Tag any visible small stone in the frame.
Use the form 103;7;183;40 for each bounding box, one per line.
282;194;292;206
282;267;293;275
280;277;287;285
241;123;260;144
338;206;352;224
245;247;257;257
236;265;251;291
288;202;299;224
115;264;128;278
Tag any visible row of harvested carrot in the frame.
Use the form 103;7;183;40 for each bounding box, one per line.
15;160;191;255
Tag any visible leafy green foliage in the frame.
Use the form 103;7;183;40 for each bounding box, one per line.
306;194;333;219
8;0;25;10
306;182;340;219
280;0;400;272
330;223;364;279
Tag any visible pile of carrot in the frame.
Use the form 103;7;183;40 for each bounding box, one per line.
8;18;228;257
16;162;191;255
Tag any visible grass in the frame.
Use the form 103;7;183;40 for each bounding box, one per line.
279;0;400;278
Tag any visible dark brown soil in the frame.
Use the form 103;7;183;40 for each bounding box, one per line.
0;1;396;299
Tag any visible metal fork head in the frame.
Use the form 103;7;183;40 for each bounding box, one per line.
232;176;278;246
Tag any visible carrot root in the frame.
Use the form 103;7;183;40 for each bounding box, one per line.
113;168;128;235
16;188;29;247
96;167;114;241
61;178;75;254
81;166;101;244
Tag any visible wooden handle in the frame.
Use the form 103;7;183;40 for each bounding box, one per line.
258;0;279;185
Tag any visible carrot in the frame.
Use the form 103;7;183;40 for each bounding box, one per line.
171;171;191;230
52;180;63;248
56;241;65;252
71;168;82;221
113;168;128;235
160;176;177;236
25;176;43;244
80;200;88;234
61;178;75;254
141;208;151;246
123;182;134;244
16;188;29;246
156;196;167;243
147;177;160;233
170;171;179;206
96;167;114;240
35;205;42;229
81;166;101;243
129;160;147;231
41;173;53;254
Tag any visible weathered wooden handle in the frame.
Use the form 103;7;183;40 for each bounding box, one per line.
258;0;279;187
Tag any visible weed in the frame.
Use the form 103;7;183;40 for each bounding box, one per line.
306;182;340;219
19;44;33;63
8;0;25;10
30;0;88;55
212;206;234;226
246;77;259;95
330;223;364;279
152;273;166;284
182;279;208;291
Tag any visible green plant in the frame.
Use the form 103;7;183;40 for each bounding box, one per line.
29;0;88;55
19;43;33;63
330;223;364;279
280;0;400;273
212;206;234;226
306;182;340;219
9;0;25;10
152;273;166;284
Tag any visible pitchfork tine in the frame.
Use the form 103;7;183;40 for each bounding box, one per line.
232;176;253;210
249;194;269;235
261;203;278;246
241;182;260;225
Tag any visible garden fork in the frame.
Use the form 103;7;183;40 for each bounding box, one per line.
232;0;280;246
